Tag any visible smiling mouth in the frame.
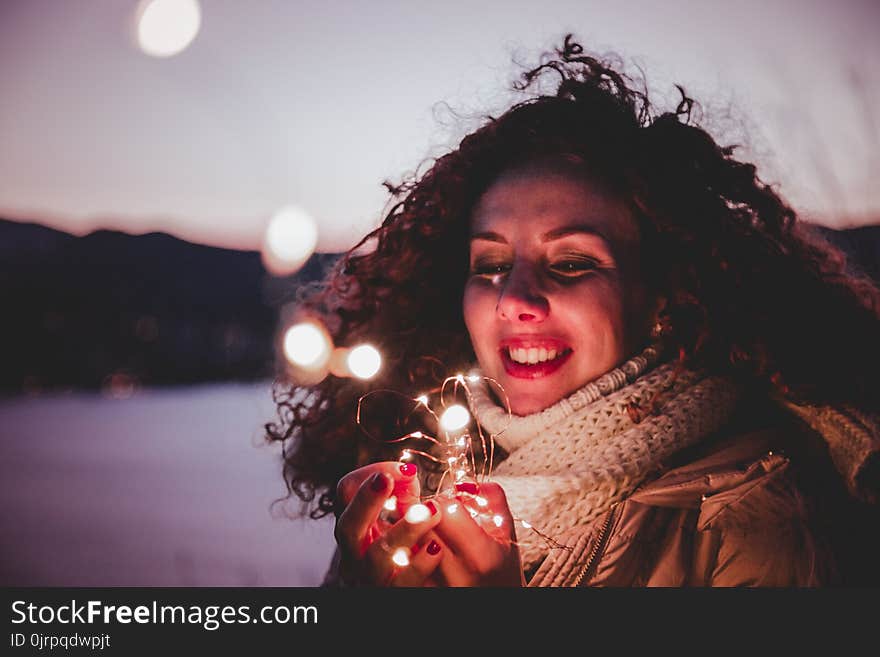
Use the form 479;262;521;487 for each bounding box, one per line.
506;346;567;365
499;345;573;379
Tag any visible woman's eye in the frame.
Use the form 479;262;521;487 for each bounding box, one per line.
549;258;598;276
471;262;511;277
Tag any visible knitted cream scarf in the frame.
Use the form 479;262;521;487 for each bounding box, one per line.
467;346;741;573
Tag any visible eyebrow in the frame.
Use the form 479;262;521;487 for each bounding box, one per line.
470;224;610;244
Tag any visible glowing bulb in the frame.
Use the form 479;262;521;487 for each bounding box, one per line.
521;520;532;529
415;395;429;406
474;496;488;508
468;507;478;518
409;431;424;439
455;374;465;384
135;0;201;58
391;548;410;567
383;496;398;512
446;503;459;514
347;344;381;379
467;374;481;383
455;469;466;481
447;456;458;465
404;504;431;524
283;322;331;369
262;206;319;275
400;450;412;461
492;515;504;527
440;405;470;432
456;436;467;448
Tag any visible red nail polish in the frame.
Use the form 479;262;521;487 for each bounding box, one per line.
370;473;388;492
455;482;479;494
427;540;441;556
426;500;438;515
399;463;417;477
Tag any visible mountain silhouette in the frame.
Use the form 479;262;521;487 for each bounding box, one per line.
0;219;339;394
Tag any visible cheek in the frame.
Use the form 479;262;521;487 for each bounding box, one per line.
569;282;628;344
462;284;494;354
462;284;477;333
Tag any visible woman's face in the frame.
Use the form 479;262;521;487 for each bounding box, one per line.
463;165;651;415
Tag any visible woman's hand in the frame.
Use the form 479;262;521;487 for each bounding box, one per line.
334;462;444;586
429;482;525;587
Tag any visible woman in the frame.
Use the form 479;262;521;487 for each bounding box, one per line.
266;37;880;586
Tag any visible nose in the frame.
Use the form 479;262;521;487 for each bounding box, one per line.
496;265;549;323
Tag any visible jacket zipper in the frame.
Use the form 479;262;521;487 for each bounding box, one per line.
572;505;617;587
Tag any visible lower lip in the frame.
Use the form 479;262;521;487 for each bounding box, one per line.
501;349;572;379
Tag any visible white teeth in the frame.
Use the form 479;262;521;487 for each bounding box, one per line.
508;346;564;364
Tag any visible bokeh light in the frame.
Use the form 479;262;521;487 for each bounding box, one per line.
135;0;201;58
262;206;319;276
282;321;331;369
440;404;470;432
404;504;431;524
101;371;138;400
391;548;410;567
346;344;381;380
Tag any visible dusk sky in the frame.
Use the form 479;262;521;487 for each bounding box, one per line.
1;0;877;252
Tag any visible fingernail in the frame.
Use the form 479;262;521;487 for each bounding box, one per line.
455;482;479;494
399;463;417;477
370;473;388;493
427;540;441;556
426;500;438;515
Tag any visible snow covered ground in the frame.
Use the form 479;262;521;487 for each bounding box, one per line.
0;382;335;586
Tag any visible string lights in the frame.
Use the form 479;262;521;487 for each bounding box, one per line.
354;364;570;564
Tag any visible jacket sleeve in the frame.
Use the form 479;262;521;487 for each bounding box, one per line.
698;456;837;586
708;521;832;586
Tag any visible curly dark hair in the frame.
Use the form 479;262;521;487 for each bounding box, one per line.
265;36;880;518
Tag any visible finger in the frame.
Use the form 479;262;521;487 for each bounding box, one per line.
386;463;423;520
391;530;445;587
335;471;393;557
337;462;421;507
365;500;442;583
456;481;518;542
430;534;474;587
410;524;499;587
433;495;500;569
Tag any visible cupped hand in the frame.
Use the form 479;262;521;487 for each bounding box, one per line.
428;482;525;587
334;462;444;586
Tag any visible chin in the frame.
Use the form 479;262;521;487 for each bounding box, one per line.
508;394;555;417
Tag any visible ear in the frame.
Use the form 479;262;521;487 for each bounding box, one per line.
646;295;669;340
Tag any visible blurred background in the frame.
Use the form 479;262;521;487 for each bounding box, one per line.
0;0;877;585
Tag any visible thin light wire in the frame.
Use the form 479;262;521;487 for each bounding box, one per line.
356;375;574;559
